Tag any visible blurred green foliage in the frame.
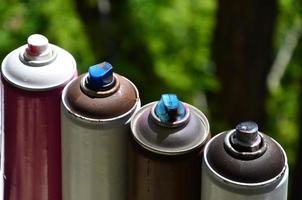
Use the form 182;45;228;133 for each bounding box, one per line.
0;0;217;104
0;0;95;69
268;0;301;166
129;0;218;103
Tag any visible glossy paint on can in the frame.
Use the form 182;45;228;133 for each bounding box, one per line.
3;80;64;200
128;99;210;200
61;65;140;200
128;139;206;200
202;122;288;200
1;34;77;200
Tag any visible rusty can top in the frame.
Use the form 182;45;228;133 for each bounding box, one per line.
204;121;287;186
1;34;77;91
130;94;210;155
62;62;140;125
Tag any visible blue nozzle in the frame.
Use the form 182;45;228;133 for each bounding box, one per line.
155;94;186;123
87;62;114;91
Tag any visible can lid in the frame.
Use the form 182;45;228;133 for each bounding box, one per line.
1;34;76;91
62;67;140;120
24;34;52;59
204;122;287;184
130;98;210;155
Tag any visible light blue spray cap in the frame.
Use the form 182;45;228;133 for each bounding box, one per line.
155;94;186;123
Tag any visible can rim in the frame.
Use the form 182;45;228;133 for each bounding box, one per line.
61;73;141;124
80;74;121;98
130;102;210;155
203;132;288;187
19;45;57;66
1;44;77;91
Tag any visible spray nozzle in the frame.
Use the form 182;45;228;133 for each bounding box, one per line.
154;94;186;124
86;62;114;91
224;121;267;159
23;34;54;62
231;121;263;152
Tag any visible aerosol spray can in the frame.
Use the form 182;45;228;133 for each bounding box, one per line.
129;94;210;200
1;34;77;200
61;62;140;200
202;121;288;200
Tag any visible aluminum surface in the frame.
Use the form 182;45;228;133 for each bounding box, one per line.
62;109;135;200
202;161;288;200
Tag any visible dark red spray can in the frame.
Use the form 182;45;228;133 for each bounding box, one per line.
128;94;210;200
1;34;77;200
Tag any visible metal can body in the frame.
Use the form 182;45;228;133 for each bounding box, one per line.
202;122;288;200
129;97;210;200
128;139;204;200
202;163;288;200
3;81;64;200
61;111;131;200
61;67;140;200
1;34;77;200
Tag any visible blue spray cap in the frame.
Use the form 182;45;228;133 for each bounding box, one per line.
87;62;114;91
155;94;186;123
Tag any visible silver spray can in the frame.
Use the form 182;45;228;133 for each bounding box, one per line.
202;121;288;200
129;94;210;200
61;62;140;200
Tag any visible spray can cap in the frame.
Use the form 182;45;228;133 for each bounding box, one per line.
154;94;187;124
224;121;267;160
23;34;54;62
233;121;262;150
86;62;114;91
